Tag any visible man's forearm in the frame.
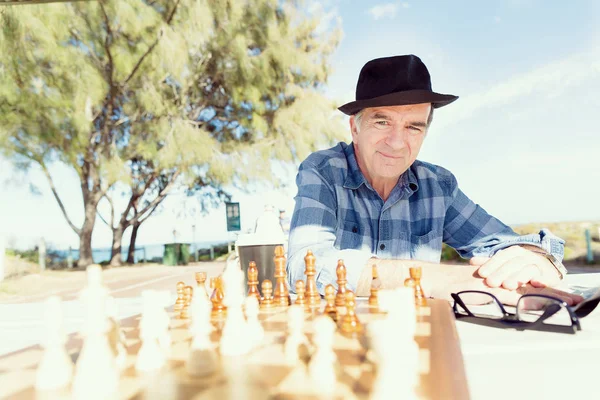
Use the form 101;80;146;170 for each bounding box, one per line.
356;258;480;299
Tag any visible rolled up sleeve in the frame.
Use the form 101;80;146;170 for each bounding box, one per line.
287;163;373;295
442;172;565;262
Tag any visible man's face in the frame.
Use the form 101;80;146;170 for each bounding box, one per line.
350;103;431;183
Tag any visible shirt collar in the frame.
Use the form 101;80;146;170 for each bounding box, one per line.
343;143;420;193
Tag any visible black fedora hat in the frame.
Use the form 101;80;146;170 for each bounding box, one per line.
338;54;458;115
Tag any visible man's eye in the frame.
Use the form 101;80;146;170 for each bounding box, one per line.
408;126;422;133
375;120;389;126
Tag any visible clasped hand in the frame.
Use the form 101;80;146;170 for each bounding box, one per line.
471;245;561;290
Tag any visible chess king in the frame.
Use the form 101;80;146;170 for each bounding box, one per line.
286;54;582;307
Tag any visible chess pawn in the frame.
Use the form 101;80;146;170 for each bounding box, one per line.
195;272;209;299
340;291;362;335
72;293;118;400
245;296;265;349
404;266;427;307
309;316;338;394
284;305;309;365
179;286;193;319
174;281;186;313
273;246;291;306
304;250;320;307
35;296;73;391
247;261;261;301
369;316;419;400
323;284;338;321
294;280;310;312
220;265;250;356
260;279;275;310
335;260;348;307
369;264;381;309
187;293;217;376
210;277;227;318
136;291;167;373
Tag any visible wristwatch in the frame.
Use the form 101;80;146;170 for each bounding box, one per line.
522;247;568;280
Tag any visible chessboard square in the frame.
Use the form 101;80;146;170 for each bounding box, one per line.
0;369;36;398
0;348;42;370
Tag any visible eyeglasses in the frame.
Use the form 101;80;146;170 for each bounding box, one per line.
451;290;582;334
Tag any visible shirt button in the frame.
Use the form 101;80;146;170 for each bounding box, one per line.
379;244;385;250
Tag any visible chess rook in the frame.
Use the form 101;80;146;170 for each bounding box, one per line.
273;246;291;307
304;250;320;307
335;260;348;307
246;261;261;301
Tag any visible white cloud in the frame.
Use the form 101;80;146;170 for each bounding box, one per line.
401;2;410;8
493;16;501;23
367;3;399;20
434;47;600;130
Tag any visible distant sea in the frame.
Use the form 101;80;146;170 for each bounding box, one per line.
52;240;229;264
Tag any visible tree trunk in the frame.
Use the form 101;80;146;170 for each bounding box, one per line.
78;201;98;268
110;224;125;267
127;222;141;264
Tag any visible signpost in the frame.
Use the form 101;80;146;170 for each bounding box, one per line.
226;202;241;232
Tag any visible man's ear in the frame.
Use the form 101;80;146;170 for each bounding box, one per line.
349;115;358;142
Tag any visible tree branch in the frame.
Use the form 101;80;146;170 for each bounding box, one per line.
99;1;114;88
128;171;180;225
123;0;181;84
40;163;81;235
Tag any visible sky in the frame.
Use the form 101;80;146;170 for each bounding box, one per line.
1;0;600;251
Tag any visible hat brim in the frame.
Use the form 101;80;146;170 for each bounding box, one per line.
338;89;458;115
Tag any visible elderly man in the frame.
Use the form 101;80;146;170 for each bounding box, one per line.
287;54;580;305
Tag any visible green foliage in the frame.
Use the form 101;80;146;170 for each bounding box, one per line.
0;0;346;255
440;243;467;263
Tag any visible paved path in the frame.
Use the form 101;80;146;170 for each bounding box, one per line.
0;262;226;355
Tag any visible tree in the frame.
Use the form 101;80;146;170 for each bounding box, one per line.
0;0;347;267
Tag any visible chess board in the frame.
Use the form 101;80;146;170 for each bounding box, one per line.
0;299;470;399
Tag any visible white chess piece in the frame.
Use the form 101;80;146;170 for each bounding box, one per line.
72;286;119;400
284;305;309;365
244;296;264;349
136;291;167;372
187;291;218;376
35;296;74;391
220;264;250;356
79;264;110;306
369;290;420;400
155;290;172;355
308;316;337;394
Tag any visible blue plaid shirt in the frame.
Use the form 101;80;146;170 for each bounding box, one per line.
287;142;565;294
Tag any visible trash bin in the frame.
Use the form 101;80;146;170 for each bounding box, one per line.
163;243;191;266
179;243;190;265
236;233;285;294
163;243;177;266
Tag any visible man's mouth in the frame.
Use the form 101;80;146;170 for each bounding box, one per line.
377;151;403;159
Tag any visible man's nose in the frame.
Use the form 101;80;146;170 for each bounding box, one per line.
384;126;407;149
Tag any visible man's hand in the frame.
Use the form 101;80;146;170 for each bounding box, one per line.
470;245;561;290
